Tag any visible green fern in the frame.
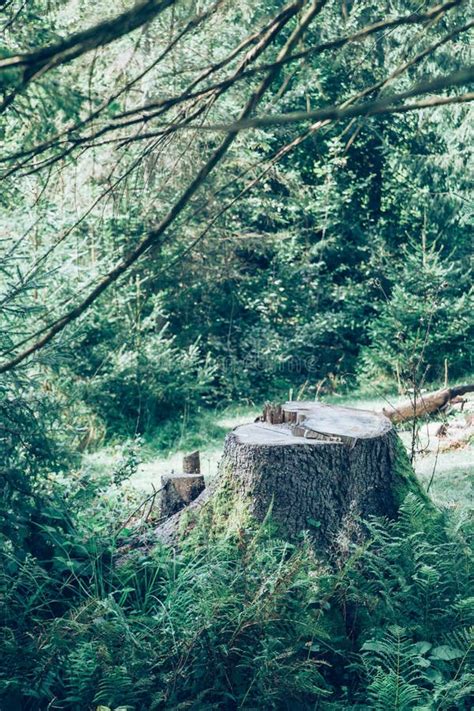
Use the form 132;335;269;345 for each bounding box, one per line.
360;626;430;709
64;641;101;706
93;666;134;708
366;668;425;710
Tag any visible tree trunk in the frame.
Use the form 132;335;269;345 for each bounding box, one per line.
154;401;427;551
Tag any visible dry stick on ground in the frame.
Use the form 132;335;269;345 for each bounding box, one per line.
0;0;328;374
381;384;474;424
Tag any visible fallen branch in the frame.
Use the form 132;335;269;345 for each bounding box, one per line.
381;384;474;423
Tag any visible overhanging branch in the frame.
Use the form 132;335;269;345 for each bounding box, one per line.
0;0;326;374
176;67;474;131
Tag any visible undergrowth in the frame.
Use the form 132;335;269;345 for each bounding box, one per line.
0;488;472;710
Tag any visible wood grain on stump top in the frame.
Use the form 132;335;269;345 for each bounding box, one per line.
236;401;391;445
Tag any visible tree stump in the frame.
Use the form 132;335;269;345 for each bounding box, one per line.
160;451;205;519
155;402;427;550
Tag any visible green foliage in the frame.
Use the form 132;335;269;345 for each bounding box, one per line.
0;370;77;568
1;0;472;419
1;489;472;709
67;298;218;435
360;240;472;383
0;1;472;709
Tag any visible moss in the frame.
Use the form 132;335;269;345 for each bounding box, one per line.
177;467;252;553
391;433;431;506
177;434;439;561
390;433;439;521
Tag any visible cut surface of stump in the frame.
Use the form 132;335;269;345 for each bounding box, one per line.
251;401;391;444
155;402;426;551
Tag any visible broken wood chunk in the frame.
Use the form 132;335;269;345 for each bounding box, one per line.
183;450;201;474
381;383;474;423
160;451;205;519
263;403;284;424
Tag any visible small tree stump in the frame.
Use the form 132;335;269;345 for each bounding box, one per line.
155;402;427;550
160;452;205;519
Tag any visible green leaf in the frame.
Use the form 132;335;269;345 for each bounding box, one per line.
413;641;432;655
361;640;386;652
430;645;464;661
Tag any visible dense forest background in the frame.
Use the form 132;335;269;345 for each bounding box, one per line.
1;0;472;436
0;1;472;709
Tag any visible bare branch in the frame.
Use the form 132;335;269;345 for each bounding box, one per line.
0;0;291;176
0;0;326;374
1;0;466;172
113;0;466;122
0;0;175;75
181;67;474;131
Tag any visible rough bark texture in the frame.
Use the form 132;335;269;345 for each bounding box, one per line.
155;486;212;546
220;428;401;549
182;450;201;474
160;473;205;519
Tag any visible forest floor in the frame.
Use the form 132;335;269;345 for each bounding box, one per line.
85;392;473;513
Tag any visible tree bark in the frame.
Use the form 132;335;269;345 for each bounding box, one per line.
219;402;412;549
154;402;426;551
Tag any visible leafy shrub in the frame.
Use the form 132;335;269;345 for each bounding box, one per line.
0;371;76;565
71;314;218;435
